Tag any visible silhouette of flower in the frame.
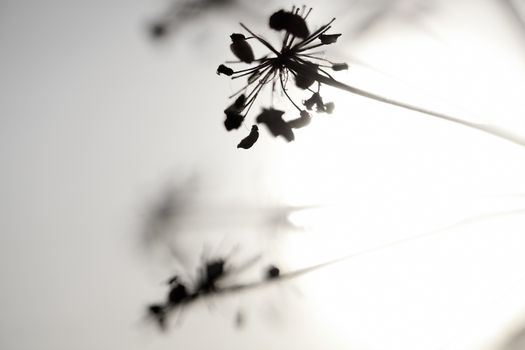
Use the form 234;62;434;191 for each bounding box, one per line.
217;6;347;147
218;7;525;150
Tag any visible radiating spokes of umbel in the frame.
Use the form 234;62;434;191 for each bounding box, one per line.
217;6;525;149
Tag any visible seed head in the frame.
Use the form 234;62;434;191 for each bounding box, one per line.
217;6;348;148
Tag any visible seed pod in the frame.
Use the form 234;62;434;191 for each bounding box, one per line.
232;94;246;110
295;63;318;89
247;70;262;84
230;33;254;63
332;63;348;71
288;110;311;129
237;125;259;149
303;92;324;111
319;33;341;44
224;94;246;115
224;112;244;131
269;10;288;30
230;33;246;41
217;64;234;76
256;108;294;142
223;95;246;131
269;10;309;39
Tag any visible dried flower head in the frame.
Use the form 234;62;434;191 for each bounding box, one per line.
217;6;347;148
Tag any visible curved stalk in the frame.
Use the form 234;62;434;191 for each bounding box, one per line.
288;60;525;148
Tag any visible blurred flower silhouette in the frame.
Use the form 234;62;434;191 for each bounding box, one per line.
217;6;348;148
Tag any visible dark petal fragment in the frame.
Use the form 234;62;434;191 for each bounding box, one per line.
288;110;311;129
230;40;255;63
256;108;295;142
217;64;234;76
224;112;245;131
332;63;348;71
237;125;259;149
319;33;341;44
230;33;247;42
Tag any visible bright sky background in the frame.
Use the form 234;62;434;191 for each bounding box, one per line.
1;0;525;349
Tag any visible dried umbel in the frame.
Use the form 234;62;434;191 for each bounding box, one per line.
217;7;525;150
217;6;347;148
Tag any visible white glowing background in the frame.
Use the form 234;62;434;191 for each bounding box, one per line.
1;0;525;350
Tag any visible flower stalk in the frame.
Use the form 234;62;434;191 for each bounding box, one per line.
287;59;525;148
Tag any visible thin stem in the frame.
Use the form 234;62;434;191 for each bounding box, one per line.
293;19;335;50
280;70;302;112
240;23;280;56
287;60;525;148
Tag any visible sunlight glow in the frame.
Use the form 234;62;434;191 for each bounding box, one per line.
270;11;525;349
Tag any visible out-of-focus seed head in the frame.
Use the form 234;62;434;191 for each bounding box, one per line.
224;112;244;131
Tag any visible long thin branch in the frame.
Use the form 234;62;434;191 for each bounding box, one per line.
287;60;525;148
